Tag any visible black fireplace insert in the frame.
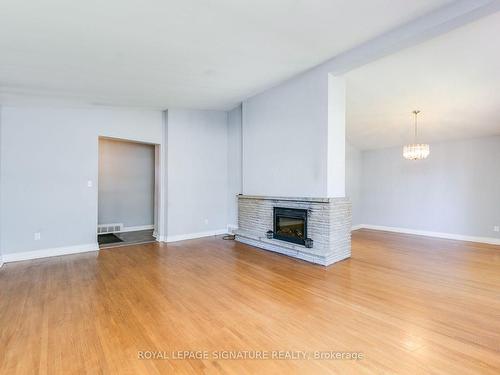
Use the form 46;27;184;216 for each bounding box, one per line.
273;207;308;245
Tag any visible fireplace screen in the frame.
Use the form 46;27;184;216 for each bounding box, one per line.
273;207;308;245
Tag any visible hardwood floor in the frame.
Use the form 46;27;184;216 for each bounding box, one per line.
1;229;499;374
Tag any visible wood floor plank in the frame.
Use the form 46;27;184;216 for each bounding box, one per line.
0;230;499;374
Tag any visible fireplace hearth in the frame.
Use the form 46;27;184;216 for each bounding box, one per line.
273;207;308;245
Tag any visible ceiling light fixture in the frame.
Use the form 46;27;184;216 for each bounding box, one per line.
403;110;429;160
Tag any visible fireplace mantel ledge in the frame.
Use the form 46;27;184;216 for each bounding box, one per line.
237;195;334;203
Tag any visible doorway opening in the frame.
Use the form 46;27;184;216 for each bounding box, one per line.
97;137;158;248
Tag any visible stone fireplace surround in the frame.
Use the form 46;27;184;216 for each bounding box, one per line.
235;195;352;266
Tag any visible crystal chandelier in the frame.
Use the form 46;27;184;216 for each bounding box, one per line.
403;110;430;160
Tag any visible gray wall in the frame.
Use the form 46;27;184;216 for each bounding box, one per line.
0;105;234;257
360;136;500;239
98;138;155;228
227;105;242;228
166;109;228;237
234;0;492;200
242;71;331;197
0;106;163;255
346;142;362;226
0;107;3;266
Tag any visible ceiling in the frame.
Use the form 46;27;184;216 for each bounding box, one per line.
0;0;451;109
346;11;500;150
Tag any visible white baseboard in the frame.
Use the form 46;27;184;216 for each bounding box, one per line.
2;243;100;263
351;224;363;231
119;225;154;233
164;229;227;243
353;224;500;245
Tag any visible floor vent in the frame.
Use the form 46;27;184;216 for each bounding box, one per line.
98;223;123;234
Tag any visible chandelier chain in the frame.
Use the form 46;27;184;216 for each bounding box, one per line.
413;110;420;141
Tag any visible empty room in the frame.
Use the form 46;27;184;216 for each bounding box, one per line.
0;1;499;374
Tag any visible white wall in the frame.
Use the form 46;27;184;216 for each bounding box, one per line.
166;109;228;239
98;138;155;228
346;142;362;226
360;136;500;240
227;105;242;228
0;106;164;257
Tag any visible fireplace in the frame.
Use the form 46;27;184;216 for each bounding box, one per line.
236;196;351;266
273;207;308;245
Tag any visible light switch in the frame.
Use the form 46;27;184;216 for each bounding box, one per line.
87;180;93;188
